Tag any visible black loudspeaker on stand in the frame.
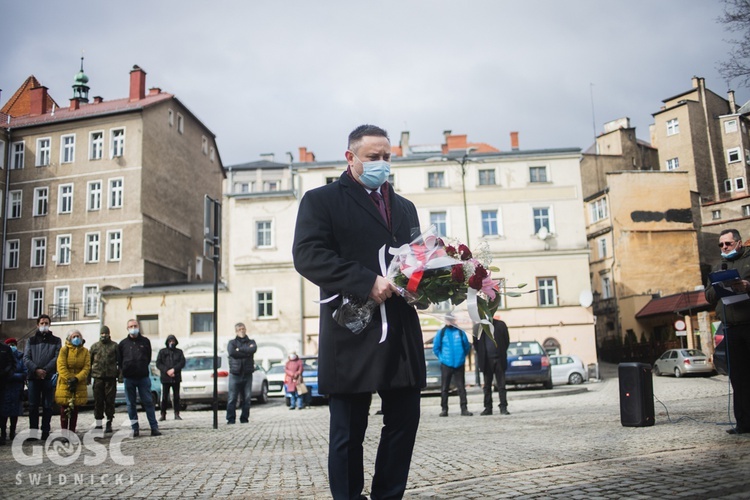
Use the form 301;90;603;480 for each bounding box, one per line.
618;362;654;427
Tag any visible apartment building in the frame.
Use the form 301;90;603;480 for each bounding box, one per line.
0;64;224;341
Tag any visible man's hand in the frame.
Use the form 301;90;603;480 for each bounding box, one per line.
732;279;750;293
35;369;46;379
368;276;402;304
167;368;175;378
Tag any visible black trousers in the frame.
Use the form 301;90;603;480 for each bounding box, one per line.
440;364;468;411
727;325;750;432
481;358;508;410
328;388;420;500
161;382;181;414
93;377;117;421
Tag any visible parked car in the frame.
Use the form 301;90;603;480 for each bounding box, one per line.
115;362;162;409
292;357;325;404
423;348;442;393
549;354;588;385
714;338;728;376
266;363;286;397
179;352;269;408
505;341;553;389
653;349;714;377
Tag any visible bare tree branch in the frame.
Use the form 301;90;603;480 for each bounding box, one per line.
718;0;750;87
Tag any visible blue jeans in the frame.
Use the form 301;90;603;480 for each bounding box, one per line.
289;390;305;409
124;376;158;430
27;378;55;433
226;373;252;423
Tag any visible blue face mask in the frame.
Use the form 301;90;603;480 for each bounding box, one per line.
722;249;739;259
71;337;82;347
10;345;17;353
352;153;390;190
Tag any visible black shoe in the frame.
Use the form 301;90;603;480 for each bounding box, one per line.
289;406;296;410
500;407;510;415
105;421;113;433
41;432;49;441
151;429;162;437
94;425;103;430
227;421;235;425
727;428;746;435
159;414;166;422
480;409;492;416
439;410;448;417
375;410;383;415
461;410;473;416
174;415;182;421
132;429;139;438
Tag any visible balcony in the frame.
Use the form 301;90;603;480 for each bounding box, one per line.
48;303;82;322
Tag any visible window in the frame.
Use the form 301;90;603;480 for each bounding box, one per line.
191;312;213;334
428;171;445;188
724;179;733;192
168;109;174;127
3;291;17;321
202;136;208;155
430;211;447;237
666;118;679;136
529;166;548;183
737;178;746;191
111;129;125;158
90;131;103;160
238;183;250;193
481;210;499;236
712;209;722;220
8;190;22;219
107;230;122;261
28;288;44;319
601;276;612;299
58;184;73;214
264;181;279;192
57;235;71;265
33;187;48;216
53;287;70;318
61;134;75;163
177;113;184;134
36;138;51;166
728;147;742;163
11;141;24;170
83;285;99;316
87;181;102;211
589;198;608;223
725;119;738;133
85;233;100;263
109;178;123;208
210;147;215;162
666;158;679;170
537;277;558;306
533;207;552;233
256;220;272;248
138;315;159;337
0;140;5;168
31;237;46;267
598;237;607;259
743;205;750;217
478;169;496;186
5;240;19;269
257;290;274;318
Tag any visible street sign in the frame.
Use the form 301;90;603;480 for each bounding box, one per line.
674;319;686;331
675;330;687;337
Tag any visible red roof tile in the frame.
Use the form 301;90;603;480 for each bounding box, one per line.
635;290;710;318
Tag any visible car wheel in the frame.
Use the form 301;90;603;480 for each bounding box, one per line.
674;367;682;378
568;372;584;385
257;381;269;404
543;374;553;390
654;365;661;376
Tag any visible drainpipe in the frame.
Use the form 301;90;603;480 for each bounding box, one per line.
0;117;12;333
699;78;720;201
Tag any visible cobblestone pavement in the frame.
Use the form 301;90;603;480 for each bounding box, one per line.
1;363;749;499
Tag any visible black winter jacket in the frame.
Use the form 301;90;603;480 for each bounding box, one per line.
227;336;257;376
156;345;186;383
23;331;62;380
118;335;152;379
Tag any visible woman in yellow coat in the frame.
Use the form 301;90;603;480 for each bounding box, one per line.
55;329;91;433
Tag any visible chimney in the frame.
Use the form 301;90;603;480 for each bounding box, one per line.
400;131;410;157
729;90;737;114
692;76;701;89
510;131;519;151
93;96;103;104
129;65;147;101
260;153;275;162
29;86;48;116
69;98;80;111
298;147;316;162
149;87;161;96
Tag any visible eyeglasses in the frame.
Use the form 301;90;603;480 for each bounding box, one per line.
718;241;738;248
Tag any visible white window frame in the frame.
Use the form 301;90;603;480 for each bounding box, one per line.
725;119;738;134
58;184;74;214
177;113;184;134
712;209;722;220
601;275;612;299
256;220;273;248
3;290;17;321
31;237;47;267
201;136;208;155
83;284;99;316
724;179;733;192
168;109;174;127
597;237;607;259
109;178;124;209
60;134;75;164
8;190;22;219
85;232;100;263
532;206;554;234
728;147;742;163
57;234;72;266
11;141;24;170
110;128;125;158
478;168;496;186
33;187;48;216
87;180;102;211
5;240;19;269
107;230;122;262
537;277;558;307
529;165;548;183
481;209;501;237
36;137;51;167
28;288;44;319
427;171;445;188
743;205;750;217
666;118;679;136
736;177;746;191
90;131;104;160
589;198;608;223
256;289;275;319
666;158;679;170
210;147;215;162
264;181;279;192
53;286;70;318
430;211;448;237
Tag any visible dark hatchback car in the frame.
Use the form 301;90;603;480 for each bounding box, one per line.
505;341;553;389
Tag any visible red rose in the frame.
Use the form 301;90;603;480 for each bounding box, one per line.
458;244;472;260
451;264;465;283
445;245;457;258
473;264;488;280
468;274;484;290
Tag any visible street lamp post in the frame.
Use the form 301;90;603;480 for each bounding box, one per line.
459;152;471;245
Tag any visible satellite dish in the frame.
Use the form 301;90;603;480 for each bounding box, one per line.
579;289;593;308
537;226;549;240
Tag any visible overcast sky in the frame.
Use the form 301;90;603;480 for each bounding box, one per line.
2;1;745;166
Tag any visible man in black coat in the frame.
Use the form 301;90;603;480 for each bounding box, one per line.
23;314;61;440
156;334;186;421
293;124;426;500
473;318;511;416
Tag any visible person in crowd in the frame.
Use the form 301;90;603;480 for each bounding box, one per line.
705;228;750;434
292;124;426;499
119;319;160;437
226;322;257;424
473;317;511;416
284;352;305;410
89;325;119;433
433;314;473;417
0;338;27;444
23;314;61;440
55;330;91;434
156;335;186;421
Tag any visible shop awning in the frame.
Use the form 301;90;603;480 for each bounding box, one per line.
635;290;711;319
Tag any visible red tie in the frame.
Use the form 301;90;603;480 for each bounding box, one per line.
369;191;388;223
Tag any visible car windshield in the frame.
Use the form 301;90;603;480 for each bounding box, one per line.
507;342;544;356
681;349;705;357
267;365;285;374
184;356;222;371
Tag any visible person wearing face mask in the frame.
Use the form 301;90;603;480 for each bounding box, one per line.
23;314;61;440
156;335;186;421
89;325;120;433
226;323;258;424
54;330;91;434
706;228;750;435
0;338;27;445
284;352;305;410
293;124;426;500
118;319;161;437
